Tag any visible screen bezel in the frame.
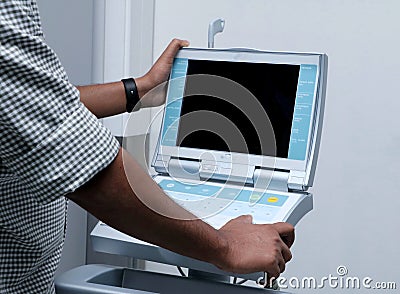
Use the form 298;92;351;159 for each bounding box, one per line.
155;48;322;172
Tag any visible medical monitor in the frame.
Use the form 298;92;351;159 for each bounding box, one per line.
154;48;327;185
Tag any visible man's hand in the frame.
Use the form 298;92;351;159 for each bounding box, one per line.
216;215;295;278
138;38;189;108
146;38;190;88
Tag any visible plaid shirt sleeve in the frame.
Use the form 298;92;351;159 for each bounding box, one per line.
0;1;120;204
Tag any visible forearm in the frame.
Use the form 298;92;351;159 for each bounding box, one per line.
78;77;152;118
78;39;190;118
68;148;226;266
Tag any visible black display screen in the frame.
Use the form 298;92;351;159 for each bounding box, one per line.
176;59;300;158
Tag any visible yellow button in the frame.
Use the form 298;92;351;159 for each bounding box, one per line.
267;197;279;203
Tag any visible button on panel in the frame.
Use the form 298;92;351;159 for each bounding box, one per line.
268;197;279;203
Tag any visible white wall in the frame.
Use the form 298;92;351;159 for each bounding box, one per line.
36;0;94;275
153;0;400;292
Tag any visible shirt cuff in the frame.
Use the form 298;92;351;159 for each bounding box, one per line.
12;104;120;204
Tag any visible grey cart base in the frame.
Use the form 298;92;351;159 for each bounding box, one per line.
55;265;290;294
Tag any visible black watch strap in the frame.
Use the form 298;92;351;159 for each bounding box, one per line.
121;78;140;113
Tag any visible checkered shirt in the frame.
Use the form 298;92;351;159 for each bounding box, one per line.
0;1;120;293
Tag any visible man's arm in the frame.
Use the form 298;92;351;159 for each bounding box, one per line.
78;39;189;118
72;38;295;277
68;148;294;277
